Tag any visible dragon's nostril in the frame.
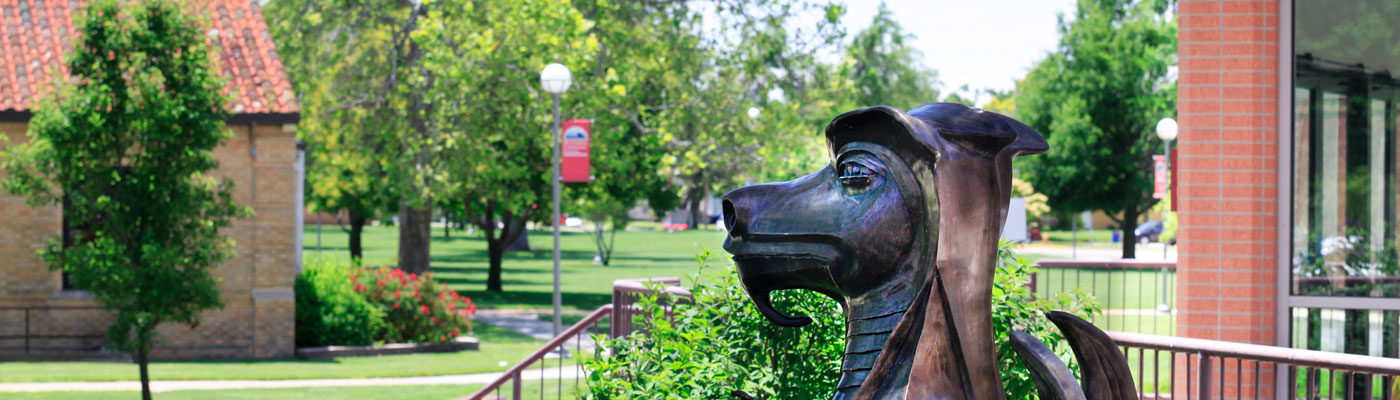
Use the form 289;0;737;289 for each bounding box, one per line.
722;198;741;237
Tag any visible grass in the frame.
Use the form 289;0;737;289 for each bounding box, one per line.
304;224;728;311
0;323;542;382
2;385;484;400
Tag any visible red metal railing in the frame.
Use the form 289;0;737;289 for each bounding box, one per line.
462;304;612;400
1033;259;1177;336
609;278;691;338
1110;330;1400;399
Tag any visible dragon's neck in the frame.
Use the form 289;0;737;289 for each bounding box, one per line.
833;307;906;399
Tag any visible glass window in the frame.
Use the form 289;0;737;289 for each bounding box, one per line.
1292;0;1400;298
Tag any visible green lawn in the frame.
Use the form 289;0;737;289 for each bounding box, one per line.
304;224;728;311
0;323;541;382
3;385;484;400
1039;229;1125;247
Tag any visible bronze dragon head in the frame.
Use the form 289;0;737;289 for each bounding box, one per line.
723;103;1136;400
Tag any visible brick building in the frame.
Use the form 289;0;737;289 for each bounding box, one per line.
0;0;301;358
1177;0;1400;393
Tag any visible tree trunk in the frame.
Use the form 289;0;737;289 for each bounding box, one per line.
1121;203;1139;259
592;219;605;265
138;343;151;400
443;210;450;238
486;236;504;292
348;210;367;261
688;190;704;231
398;202;432;274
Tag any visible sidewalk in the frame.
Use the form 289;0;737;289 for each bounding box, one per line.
0;367;582;393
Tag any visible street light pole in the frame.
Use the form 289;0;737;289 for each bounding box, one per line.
550;92;563;338
1155;117;1178;313
540;63;572;339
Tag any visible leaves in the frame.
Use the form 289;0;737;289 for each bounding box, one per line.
1;0;247;358
1014;0;1176;254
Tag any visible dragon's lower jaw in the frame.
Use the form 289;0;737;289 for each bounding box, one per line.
833;308;908;399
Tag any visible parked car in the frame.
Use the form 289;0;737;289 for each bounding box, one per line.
1135;220;1164;244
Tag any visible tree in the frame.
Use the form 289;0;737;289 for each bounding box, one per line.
1;0;248;397
264;0;445;275
844;3;945;110
1014;0;1176;258
266;0;400;262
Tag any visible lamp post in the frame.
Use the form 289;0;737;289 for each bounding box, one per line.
540;63;572;339
1155;117;1178;313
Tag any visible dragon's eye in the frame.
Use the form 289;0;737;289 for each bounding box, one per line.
838;161;875;188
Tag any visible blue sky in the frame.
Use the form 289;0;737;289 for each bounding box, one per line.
840;0;1078;103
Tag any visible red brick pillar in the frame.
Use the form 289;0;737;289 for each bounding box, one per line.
1175;0;1282;397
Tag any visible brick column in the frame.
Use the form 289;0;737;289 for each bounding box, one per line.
1175;0;1282;397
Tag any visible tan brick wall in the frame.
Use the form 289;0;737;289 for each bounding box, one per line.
0;121;299;359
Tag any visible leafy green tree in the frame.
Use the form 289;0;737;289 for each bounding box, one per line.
1014;0;1176;258
265;0;399;262
265;0;445;274
844;3;944;110
1;0;248;397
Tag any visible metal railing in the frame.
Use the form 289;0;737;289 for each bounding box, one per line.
0;305;107;355
1111;330;1400;399
1033;259;1177;336
463;304;612;400
610;278;691;338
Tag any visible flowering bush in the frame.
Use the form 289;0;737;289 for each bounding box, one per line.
351;267;476;344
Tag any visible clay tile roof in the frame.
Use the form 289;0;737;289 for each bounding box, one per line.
0;0;298;120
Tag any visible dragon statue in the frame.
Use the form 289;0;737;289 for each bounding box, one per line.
722;103;1136;399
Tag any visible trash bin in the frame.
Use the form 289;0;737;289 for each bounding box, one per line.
1111;229;1121;243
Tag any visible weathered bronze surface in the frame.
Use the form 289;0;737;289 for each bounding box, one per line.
722;103;1134;399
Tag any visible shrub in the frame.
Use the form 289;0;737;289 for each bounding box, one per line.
993;241;1100;399
581;243;1099;399
581;250;843;399
352;267;476;343
295;258;385;347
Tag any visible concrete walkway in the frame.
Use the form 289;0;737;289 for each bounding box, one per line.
0;367;583;393
474;310;562;341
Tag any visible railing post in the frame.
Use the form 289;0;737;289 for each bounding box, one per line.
24;308;30;354
1197;353;1213;400
512;370;522;400
610;286;623;338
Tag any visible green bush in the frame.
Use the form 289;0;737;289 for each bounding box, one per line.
295;258;385;347
993;240;1100;399
581;243;1099;399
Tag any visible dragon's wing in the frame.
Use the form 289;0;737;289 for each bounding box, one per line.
1046;311;1139;400
1009;331;1088;400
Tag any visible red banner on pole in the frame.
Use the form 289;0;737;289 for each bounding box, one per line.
561;119;591;183
1153;155;1167;199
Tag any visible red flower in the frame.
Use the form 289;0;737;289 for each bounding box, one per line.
377;280;387;286
452;328;460;336
409;273;417;280
393;303;400;309
420;304;430;315
354;283;366;293
447;304;455;311
440;336;447;342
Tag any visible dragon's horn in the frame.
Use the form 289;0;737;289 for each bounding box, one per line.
1046;311;1139;399
1008;331;1088;400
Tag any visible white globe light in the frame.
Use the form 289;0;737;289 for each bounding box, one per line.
747;107;761;119
540;63;572;95
1153;117;1176;141
1155;117;1178;142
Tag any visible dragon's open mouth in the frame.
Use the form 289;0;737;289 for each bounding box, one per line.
727;238;847;327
